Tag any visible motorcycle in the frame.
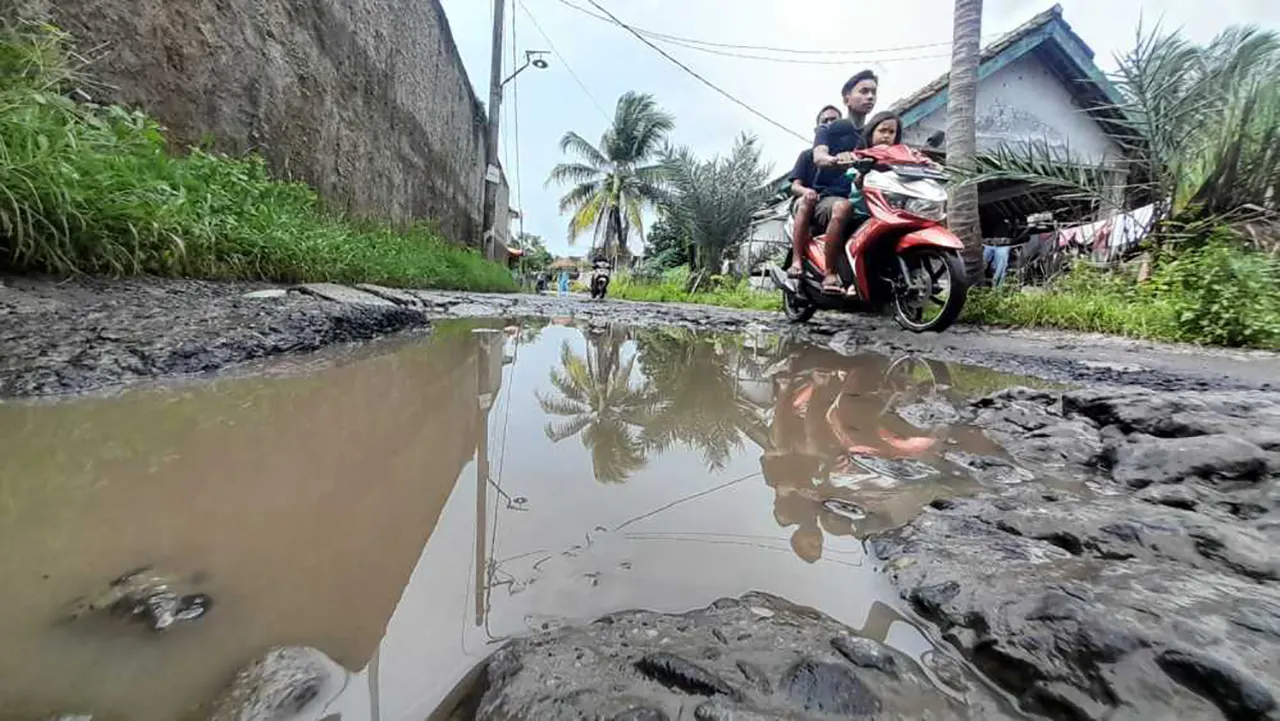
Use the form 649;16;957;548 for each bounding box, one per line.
769;144;969;332
589;262;611;299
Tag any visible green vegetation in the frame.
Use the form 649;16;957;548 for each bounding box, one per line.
964;238;1280;349
609;267;781;311
547;91;672;264
965;24;1280;349
0;22;515;290
512;232;553;272
659;134;774;272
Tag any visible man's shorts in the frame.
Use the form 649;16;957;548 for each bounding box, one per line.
813;195;852;233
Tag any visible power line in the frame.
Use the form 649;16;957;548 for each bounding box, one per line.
577;0;808;143
650;34;956;66
517;0;612;121
555;0;955;57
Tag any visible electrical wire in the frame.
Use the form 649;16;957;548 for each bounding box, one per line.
649;34;956;66
577;0;808;142
555;0;956;56
517;0;612;121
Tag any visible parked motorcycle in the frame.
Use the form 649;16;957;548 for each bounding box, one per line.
589;261;611;299
770;144;968;332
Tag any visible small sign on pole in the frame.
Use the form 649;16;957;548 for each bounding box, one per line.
485;164;501;184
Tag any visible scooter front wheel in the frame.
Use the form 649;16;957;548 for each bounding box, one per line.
892;248;967;332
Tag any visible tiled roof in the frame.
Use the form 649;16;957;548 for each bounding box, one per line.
890;4;1099;118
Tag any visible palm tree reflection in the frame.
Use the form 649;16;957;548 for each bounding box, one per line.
535;329;658;484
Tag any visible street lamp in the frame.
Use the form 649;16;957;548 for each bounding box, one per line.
502;50;550;87
482;47;549;260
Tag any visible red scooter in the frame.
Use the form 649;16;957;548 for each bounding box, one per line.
769;144;969;332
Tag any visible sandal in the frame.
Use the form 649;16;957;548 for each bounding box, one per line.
820;277;844;294
786;265;803;279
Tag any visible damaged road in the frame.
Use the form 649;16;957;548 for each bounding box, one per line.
7;277;1280;720
2;277;1278;398
873;387;1280;721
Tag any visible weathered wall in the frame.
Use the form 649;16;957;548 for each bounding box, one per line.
902;52;1123;166
4;0;505;245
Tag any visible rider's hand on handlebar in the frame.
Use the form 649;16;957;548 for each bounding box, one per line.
835;151;856;165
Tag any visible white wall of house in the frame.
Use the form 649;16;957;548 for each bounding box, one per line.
902;52;1123;166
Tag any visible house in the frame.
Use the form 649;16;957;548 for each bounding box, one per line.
741;4;1130;273
893;3;1130;235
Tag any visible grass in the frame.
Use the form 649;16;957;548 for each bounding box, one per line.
961;272;1181;341
963;240;1280;350
609;269;782;311
0;22;516;291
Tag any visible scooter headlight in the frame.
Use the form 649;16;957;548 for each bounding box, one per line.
904;197;947;221
881;192;946;221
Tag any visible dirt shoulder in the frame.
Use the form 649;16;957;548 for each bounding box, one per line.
2;276;1277;398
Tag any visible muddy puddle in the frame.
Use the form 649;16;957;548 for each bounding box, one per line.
0;319;1051;721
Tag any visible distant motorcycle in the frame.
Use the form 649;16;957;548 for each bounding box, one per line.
589;261;611;299
535;273;549;294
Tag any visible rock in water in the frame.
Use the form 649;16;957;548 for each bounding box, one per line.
462;593;1022;721
206;646;347;721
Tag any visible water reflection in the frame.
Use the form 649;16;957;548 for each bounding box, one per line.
536;327;658;483
1;320;1039;721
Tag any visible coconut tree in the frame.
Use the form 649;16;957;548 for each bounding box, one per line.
535;330;659;484
660;134;774;272
945;0;985;279
634;328;770;471
547;92;674;265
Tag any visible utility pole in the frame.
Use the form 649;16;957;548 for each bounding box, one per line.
482;0;506;260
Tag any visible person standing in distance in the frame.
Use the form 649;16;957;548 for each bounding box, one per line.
811;70;878;294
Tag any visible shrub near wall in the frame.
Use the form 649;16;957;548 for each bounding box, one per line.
0;23;515;291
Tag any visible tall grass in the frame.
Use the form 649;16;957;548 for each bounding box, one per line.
0;22;515;291
963;238;1280;350
609;267;781;311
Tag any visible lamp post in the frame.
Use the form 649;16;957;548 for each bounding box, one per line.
482;0;548;260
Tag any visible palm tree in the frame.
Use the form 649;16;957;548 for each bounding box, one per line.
536;330;658;483
547;92;674;265
661;134;774;272
962;25;1280;246
946;0;984;279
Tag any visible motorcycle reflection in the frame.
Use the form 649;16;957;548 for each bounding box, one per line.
758;346;983;562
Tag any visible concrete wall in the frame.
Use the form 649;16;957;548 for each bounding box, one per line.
902;52;1123;166
5;0;505;245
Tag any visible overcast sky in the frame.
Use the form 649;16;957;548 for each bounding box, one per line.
438;0;1280;257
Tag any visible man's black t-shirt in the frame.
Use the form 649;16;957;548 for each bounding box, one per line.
812;119;864;197
788;149;816;188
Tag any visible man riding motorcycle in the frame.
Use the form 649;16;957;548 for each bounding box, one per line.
807;70;879;295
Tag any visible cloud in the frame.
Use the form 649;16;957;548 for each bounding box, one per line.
441;0;1280;257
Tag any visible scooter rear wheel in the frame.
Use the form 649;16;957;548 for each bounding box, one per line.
780;251;817;323
892;248;967;332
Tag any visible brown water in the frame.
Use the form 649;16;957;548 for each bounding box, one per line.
0;319;1044;721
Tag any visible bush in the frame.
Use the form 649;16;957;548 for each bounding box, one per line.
964;237;1280;350
1150;235;1280;348
609;267;781;311
0;22;515;291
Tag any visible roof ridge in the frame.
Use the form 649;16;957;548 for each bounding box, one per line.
889;3;1066;116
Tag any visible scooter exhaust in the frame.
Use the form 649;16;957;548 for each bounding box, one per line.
767;265;792;292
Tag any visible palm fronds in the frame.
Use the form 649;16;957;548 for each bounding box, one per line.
660;133;773;271
547;92;673;260
959;23;1280;238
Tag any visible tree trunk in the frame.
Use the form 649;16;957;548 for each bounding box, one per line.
946;0;984;282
